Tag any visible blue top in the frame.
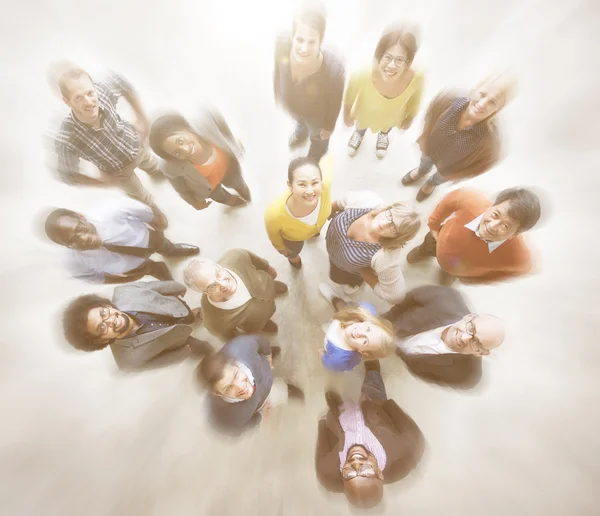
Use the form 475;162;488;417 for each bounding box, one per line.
321;302;377;372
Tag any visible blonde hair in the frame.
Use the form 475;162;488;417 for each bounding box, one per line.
472;72;517;129
333;306;395;358
370;201;421;250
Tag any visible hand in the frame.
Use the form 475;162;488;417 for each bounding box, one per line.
191;307;203;324
195;199;213;211
279;247;293;257
267;355;273;369
318;349;325;358
260;400;273;419
319;129;333;140
267;266;277;279
344;112;354;127
401;117;414;130
133;117;150;141
431;230;439;241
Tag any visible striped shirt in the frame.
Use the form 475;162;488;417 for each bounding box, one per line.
427;96;488;175
55;75;141;183
338;402;387;471
326;208;381;274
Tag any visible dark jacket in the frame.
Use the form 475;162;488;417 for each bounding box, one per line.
383;286;482;388
207;335;273;436
315;399;424;492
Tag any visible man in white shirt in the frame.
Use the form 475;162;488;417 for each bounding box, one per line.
383;285;505;388
45;197;199;284
183;249;288;341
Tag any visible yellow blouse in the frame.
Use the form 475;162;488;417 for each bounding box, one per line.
343;68;425;132
264;155;334;251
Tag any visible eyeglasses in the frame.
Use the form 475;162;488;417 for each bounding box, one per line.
205;266;227;295
381;53;407;67
464;315;486;354
96;306;112;336
342;464;380;481
67;220;90;248
384;208;401;237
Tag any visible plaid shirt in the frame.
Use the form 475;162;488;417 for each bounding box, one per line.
427;96;488;174
54;75;142;183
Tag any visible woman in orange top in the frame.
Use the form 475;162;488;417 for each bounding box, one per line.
150;107;251;209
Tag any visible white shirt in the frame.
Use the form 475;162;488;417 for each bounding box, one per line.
396;324;458;356
286;197;321;226
207;269;252;310
464;215;507;253
67;197;153;283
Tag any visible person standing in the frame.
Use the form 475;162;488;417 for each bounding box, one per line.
264;155;334;269
401;74;514;201
315;360;425;509
44;197;198;284
344;26;424;158
149;107;250;209
53;64;166;222
274;7;345;159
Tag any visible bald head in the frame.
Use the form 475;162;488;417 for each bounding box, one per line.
474;314;505;352
183;258;218;292
443;313;505;356
344;476;384;509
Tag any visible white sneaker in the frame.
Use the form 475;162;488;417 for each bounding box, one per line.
343;284;361;295
319;283;338;305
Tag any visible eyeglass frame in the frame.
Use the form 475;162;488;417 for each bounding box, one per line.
96;305;113;337
66;215;94;248
463;315;487;354
341;463;383;481
381;53;408;67
384;208;401;237
205;265;228;295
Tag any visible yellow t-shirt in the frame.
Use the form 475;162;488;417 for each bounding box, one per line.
344;68;425;132
264;155;334;251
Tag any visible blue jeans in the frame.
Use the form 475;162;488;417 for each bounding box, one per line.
294;119;330;160
416;155;447;186
356;127;392;137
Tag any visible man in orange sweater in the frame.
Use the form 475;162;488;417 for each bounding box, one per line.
407;187;541;283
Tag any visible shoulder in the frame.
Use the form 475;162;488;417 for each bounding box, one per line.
322;48;345;76
220;248;250;265
264;193;288;219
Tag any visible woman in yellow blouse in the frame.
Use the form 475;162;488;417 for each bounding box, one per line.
343;27;424;158
264;155;333;269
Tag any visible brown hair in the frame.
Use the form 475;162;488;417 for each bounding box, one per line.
370;202;421;250
334;306;395;358
292;6;327;42
374;28;418;63
196;352;233;391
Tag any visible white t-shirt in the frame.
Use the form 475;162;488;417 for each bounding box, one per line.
396;324;458;356
207;269;252;310
286;197;321;226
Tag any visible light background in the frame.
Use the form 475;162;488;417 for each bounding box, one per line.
1;0;599;514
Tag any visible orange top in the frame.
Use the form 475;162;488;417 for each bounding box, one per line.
194;146;229;189
428;188;532;281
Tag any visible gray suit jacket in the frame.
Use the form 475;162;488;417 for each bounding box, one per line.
109;281;193;370
383;286;482;389
162;106;244;208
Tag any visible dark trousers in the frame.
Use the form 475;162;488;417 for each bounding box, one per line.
123;260;173;282
329;259;364;288
362;370;387;401
282;238;305;259
414;155;448;186
209;157;251;204
293;119;330;160
420;231;438;257
356;126;392;136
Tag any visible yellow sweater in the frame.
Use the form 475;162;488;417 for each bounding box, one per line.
264;155;334;251
344;68;425;132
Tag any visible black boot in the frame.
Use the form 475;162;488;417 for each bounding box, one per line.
287;383;305;402
325;390;343;416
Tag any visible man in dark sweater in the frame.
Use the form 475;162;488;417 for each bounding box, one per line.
197;335;304;436
274;7;345;160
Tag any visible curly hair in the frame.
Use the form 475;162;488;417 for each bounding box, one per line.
63;294;114;352
333;306;395;358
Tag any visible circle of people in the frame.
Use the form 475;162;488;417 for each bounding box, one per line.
46;8;541;510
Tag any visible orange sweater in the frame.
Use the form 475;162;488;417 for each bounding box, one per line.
428;189;532;281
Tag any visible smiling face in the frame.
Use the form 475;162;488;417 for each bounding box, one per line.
63;74;99;125
57;214;102;250
291;22;321;63
478;201;520;242
288;163;323;204
194;263;237;303
378;42;409;81
162;131;203;161
442;314;505;356
214;363;254;400
467;83;505;122
342;321;388;356
371;209;403;239
86;306;134;343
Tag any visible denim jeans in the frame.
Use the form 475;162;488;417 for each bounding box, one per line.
294;119;330;160
416;155;448;186
356;126;392;137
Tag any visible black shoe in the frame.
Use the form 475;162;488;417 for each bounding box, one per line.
325;390;343;415
416;182;436;202
287;383;305;401
188;339;213;357
149;261;173;281
162;243;200;257
262;320;279;334
364;360;380;373
270;346;281;360
407;245;427;264
401;168;420;186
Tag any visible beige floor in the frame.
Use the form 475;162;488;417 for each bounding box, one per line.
1;0;599;514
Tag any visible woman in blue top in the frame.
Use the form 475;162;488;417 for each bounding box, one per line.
318;284;395;372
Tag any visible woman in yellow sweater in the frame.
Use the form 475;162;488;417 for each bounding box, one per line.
344;27;424;158
264;155;333;269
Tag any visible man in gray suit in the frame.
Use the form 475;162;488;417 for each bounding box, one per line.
383;286;505;388
63;281;212;370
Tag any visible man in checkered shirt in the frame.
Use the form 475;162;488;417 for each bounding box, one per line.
53;64;167;223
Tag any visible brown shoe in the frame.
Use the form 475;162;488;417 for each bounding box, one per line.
262;320;279;334
416;181;436;202
225;195;248;207
288;256;302;269
407;245;427;264
274;281;288;295
400;168;421;186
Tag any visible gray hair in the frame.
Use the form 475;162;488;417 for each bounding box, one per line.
183;258;217;292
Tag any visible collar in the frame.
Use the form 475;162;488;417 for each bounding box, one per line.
464;215;506;253
221;361;256;404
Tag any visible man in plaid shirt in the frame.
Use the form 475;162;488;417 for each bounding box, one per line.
53;64;166;222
